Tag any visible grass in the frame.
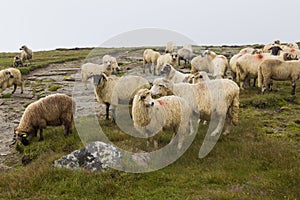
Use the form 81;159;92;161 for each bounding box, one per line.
0;46;300;199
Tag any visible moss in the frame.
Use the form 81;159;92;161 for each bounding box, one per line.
18;67;31;75
2;93;12;98
48;85;62;91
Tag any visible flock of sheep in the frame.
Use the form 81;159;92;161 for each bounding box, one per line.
1;40;300;151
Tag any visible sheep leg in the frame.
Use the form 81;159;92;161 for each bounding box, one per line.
38;129;44;141
291;81;296;95
253;77;257;87
105;103;110;120
12;84;17;94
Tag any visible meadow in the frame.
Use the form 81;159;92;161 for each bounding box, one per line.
0;46;299;200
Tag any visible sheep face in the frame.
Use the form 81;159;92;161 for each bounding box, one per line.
171;52;178;62
15;131;31;146
93;74;106;87
160;64;172;76
19;45;27;51
150;79;171;96
136;89;154;107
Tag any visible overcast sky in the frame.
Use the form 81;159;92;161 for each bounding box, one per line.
1;0;299;52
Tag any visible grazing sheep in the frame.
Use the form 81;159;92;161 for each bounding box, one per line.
235;51;280;89
150;78;240;136
257;59;300;95
102;55;120;74
80;62;112;89
160;64;192;83
14;94;75;146
177;45;196;67
13;56;23;67
93;73;150;121
165;41;177;53
132;88;193;149
143;49;161;74
19;45;33;62
229;47;255;80
155;53;178;75
0;68;23;96
190;50;215;74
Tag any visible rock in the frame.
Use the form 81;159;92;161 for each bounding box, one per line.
53;141;122;171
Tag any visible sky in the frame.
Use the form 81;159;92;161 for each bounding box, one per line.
1;0;300;52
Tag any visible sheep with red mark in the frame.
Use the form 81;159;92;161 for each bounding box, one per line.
14;94;75;146
257;59;300;95
160;64;192;83
229;47;255;80
132;88;193;149
143;49;161;74
150;78;240;136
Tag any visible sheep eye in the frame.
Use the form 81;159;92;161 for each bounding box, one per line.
140;96;146;100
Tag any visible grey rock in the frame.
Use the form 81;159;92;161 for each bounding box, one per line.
53;141;122;171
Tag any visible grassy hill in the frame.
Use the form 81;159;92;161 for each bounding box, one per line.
0;46;299;199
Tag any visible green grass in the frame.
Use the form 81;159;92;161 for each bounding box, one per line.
0;47;300;199
48;85;62;91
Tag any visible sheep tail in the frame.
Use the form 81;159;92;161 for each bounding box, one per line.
257;64;263;88
231;93;239;126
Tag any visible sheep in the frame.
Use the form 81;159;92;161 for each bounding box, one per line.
150;78;240;136
13;56;23;67
268;44;283;56
14;94;75;146
132;88;194;149
286;42;299;49
165;41;177;53
155;52;178;75
0;69;14;97
257;59;300;95
203;50;229;78
283;52;298;61
229;47;255;80
160;64;192;83
235;51;280;89
19;45;33;63
190;50;215;74
143;49;161;74
93;73;150;121
0;68;23;96
177;45;196;67
263;40;281;53
281;46;300;58
102;54;120;74
80;62;112;89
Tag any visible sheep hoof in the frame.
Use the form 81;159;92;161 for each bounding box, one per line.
210;131;218;137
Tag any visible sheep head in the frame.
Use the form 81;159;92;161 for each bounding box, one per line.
171;52;178;62
14;130;30;146
193;71;209;83
92;73;108;87
136;89;154;107
19;45;28;51
150;78;173;96
160;64;172;76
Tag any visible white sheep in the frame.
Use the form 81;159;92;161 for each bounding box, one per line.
0;69;14;97
177;45;196;67
102;54;120;74
80;62;112;89
286;42;299;49
229;47;255;80
19;45;33;63
155;53;178;75
14;94;75;146
165;41;177;53
190;50;215;74
0;68;24;96
93;73;150;121
235;51;280;89
203;50;229;78
160;64;192;83
150;78;240;136
143;49;161;74
257;59;300;95
132;88;194;149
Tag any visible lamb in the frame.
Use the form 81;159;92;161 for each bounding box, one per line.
165;41;177;53
177;45;196;67
132;88;194;149
102;55;120;74
257;59;300;95
229;47;255;80
143;49;161;74
13;56;23;67
150;78;240;136
93;73;150;121
190;50;215;74
14;94;75;146
160;64;193;83
19;45;33;63
155;52;178;75
80;62;112;89
0;68;24;96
